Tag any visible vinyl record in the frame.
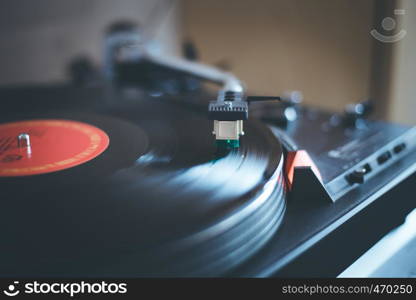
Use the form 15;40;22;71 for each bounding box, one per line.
0;93;286;277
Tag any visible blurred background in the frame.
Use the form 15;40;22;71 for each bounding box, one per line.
0;0;414;124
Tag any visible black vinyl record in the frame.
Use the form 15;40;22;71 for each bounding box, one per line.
0;87;286;276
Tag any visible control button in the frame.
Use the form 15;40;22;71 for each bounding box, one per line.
362;163;372;173
347;168;367;184
377;151;392;165
393;143;406;154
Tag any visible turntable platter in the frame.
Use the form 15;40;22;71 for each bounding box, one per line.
0;96;285;277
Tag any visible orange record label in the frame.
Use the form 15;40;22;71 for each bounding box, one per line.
0;119;109;177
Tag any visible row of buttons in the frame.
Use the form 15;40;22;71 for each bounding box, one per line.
347;142;407;185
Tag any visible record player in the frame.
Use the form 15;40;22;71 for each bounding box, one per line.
0;22;415;277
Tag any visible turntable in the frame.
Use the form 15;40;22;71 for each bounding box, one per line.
0;23;415;277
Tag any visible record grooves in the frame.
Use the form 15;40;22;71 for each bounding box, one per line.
0;96;286;276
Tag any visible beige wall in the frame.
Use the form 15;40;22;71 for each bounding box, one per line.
183;0;375;112
0;0;182;85
1;0;413;124
388;0;416;125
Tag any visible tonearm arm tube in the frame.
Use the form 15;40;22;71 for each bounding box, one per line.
142;53;248;145
144;53;244;93
105;25;251;146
